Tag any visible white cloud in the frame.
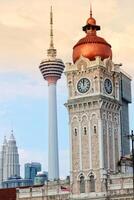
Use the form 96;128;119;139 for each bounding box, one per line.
0;72;66;102
0;78;46;101
0;0;133;76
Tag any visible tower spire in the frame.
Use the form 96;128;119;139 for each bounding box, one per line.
90;2;92;18
47;6;57;58
3;136;7;145
50;6;54;49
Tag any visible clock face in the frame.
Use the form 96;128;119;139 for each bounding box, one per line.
104;78;113;94
77;78;90;93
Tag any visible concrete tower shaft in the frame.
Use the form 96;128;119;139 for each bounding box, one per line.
39;7;65;181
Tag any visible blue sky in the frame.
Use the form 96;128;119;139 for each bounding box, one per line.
0;72;69;178
0;0;134;178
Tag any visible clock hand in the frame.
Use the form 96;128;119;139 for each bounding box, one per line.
83;79;85;86
82;79;84;86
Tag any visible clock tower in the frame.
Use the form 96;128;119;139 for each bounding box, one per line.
65;7;122;196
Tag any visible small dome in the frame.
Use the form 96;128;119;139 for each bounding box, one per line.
86;17;96;25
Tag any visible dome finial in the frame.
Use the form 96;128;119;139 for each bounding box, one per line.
47;6;57;58
90;2;92;18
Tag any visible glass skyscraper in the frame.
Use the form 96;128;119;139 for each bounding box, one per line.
24;162;41;181
0;133;20;188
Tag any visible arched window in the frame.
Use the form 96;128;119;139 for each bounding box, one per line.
94;125;97;134
89;175;95;192
80;175;85;193
84;127;87;135
74;128;77;136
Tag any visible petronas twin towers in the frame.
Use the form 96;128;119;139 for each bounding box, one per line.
0;132;20;187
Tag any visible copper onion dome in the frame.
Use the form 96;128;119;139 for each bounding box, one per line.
73;6;112;63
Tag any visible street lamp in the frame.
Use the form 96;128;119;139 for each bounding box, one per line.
127;130;134;197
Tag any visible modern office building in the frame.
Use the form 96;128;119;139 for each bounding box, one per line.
0;133;20;188
24;162;41;181
2;175;33;189
34;171;48;186
120;72;132;155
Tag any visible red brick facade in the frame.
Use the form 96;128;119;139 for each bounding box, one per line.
0;188;16;200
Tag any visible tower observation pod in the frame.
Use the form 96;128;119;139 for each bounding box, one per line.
39;7;65;181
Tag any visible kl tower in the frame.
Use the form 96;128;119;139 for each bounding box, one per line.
39;7;65;181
